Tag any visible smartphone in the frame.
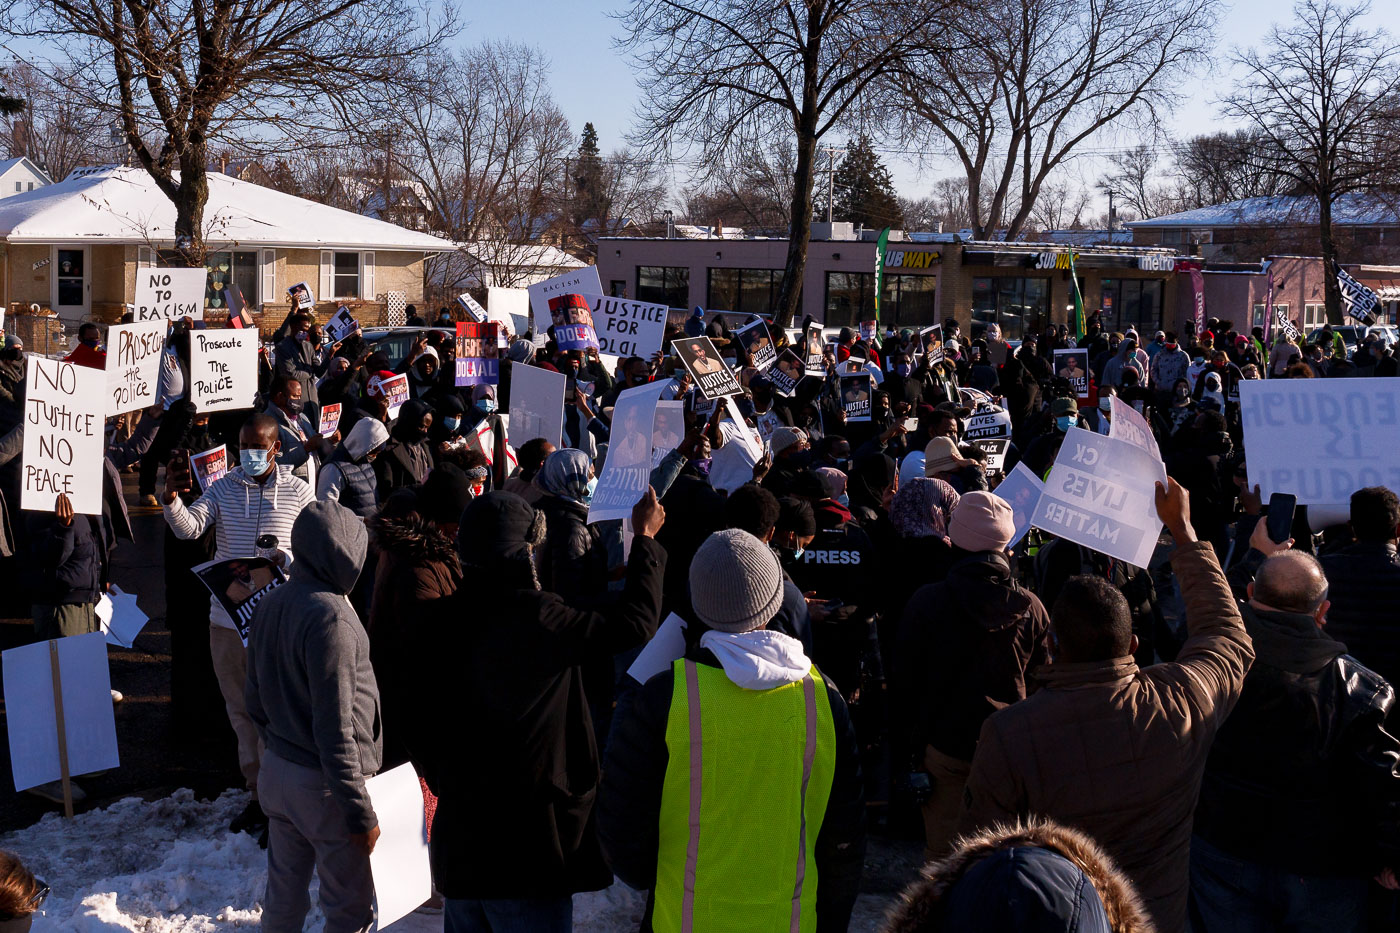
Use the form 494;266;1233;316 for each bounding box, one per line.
823;599;845;612
169;447;193;492
1265;492;1297;544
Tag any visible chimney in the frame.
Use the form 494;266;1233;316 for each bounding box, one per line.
714;218;723;239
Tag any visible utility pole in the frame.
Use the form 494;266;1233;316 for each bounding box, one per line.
822;145;846;223
1106;189;1116;232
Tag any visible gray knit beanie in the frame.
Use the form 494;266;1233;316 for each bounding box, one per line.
688;529;785;634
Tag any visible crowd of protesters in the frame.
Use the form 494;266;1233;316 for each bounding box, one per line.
5;300;1400;933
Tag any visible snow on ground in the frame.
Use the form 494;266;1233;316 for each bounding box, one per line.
3;789;910;931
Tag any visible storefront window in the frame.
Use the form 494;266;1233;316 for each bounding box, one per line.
707;268;780;315
824;272;938;327
971;276;1048;341
1100;278;1163;333
636;266;690;307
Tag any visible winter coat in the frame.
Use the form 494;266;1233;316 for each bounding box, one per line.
1149;346;1190;392
536;493;609;604
377;402;434;498
898;552;1052;762
409;537;667;899
959;541;1254;933
269;402;320;485
274;335;324;406
1194;602;1400;877
1318;541;1400;689
27;511;112;606
245;500;382;834
884;820;1153;933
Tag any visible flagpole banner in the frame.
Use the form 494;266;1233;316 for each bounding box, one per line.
588;381;672;524
548;294;600;351
1240;378;1400;503
736;319;778;371
1336;262;1380;325
587;295;669;359
1262;266;1275;344
1177;260;1206;335
528;267;603;334
508;364;567;449
874;226;891;324
1068;251;1086;339
455;322;500;386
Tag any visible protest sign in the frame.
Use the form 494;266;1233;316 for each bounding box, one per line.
736;319;778;372
588;381;671;524
839;373;873;422
22;358;105;515
225;284;254;329
549;294;600;351
1054;349;1090;400
627;613;689;685
919;325;944;364
134;268;206;322
104;318;165;416
804;324;826;373
192;557;287;644
673;336;742;400
587;295;669;359
325;305;359;344
1109;395;1165;482
1033;427;1164;569
455;322;500;387
1240;378;1400;504
287;282;315;311
965;405;1011;440
191;445;227;493
769;349;805;396
971;437;1010;473
508;364;566;449
456;291;489;323
528;266;603;333
318;403;342;438
4;632;120;795
370;372;410;419
723;396;764;460
365;763;433;930
486;286;531;341
991;462;1044;549
96;585;150;649
190;329;257;412
859;320;877;343
651;401;685;467
959;387;994;408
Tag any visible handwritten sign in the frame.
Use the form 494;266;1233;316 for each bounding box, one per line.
190;329;258;413
22;358;105;515
134;268;207;322
528;266;603;333
455;322;500;386
588;295;669;359
104;319;166;416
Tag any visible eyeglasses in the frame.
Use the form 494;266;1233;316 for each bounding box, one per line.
26;880;48;911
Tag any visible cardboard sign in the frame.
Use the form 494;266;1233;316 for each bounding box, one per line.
736;319;778;371
1033;427;1164;569
508;364;566;449
134;268;207;322
287;281;315;311
859;320;877;343
626;613;688;684
1054;349;1090;400
549;294;600;351
365;764;433;929
326;305;359;343
105;318;166;416
528;266;603;333
990;462;1043;549
839;373;873;422
971;437;1010;473
191;445;227;493
769;349;805;397
22;357;105;515
1240;378;1400;504
455;322;500;386
318;402;342;437
673;336;742;400
96;584;149;649
190;329;258;412
4;632;120;793
1108;395;1164;480
919;325;944;364
486;286;531;342
588;295;669;359
588;380;672;524
371;372;410;420
965;405;1011;440
722;396;763;461
192;557;287;644
804;324;826;373
651;401;685;467
456;291;488;323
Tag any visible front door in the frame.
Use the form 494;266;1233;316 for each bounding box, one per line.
53;246;90;318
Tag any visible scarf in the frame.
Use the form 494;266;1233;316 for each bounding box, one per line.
890;476;960;538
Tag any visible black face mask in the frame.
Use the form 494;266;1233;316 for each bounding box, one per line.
785;449;813;469
284;398;305;416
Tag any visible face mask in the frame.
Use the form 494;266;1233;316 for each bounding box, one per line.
82;338;100;349
442;416;461;432
296;331;310;342
786;449;813;469
1099;398;1111;411
440;315;452;324
1056;415;1075;432
285;398;305;416
581;476;599;504
835;493;849;508
240;447;272;475
895;363;911;377
475;399;497;415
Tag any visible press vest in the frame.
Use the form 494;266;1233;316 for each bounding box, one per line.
654;659;836;933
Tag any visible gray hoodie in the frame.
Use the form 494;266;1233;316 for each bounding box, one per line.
245;499;382;833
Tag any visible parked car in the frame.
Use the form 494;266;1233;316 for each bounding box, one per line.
360;326;453;371
1305;325;1398;356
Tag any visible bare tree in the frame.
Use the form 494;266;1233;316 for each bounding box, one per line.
682;142;795;234
880;0;1216;241
1096;142;1174;223
1224;0;1400;323
1027;177;1093;232
2;62;113;180
617;0;955;329
1166;129;1294;210
4;0;453;266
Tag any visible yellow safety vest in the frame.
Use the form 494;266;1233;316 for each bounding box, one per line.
654;659;837;933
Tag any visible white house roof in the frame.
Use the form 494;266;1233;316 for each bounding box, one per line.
0;165;454;251
455;241;586;268
1128;193;1400;228
0;157;53;185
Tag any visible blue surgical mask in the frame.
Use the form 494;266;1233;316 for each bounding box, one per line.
1056;415;1075;432
581;476;598;505
792;547;805;560
475;399;497;415
836;493;849;508
240;447;272;475
443;416;461;432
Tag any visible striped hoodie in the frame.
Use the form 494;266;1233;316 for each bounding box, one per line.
164;464;316;629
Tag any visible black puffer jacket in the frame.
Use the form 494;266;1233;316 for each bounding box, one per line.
1319;541;1400;689
536;493;608;605
1194;602;1400;876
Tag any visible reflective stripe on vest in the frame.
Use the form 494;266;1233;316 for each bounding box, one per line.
655;659;836;933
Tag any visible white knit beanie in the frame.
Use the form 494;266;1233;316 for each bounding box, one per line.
688;529;785;634
770;426;807;458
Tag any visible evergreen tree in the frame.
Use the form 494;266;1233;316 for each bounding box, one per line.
831;135;904;229
573;122;607;227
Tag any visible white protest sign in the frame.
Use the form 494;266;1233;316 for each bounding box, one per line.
723;396;763;461
326;305;359;343
105;319;166;416
588;380;671;524
1108;395;1165;483
1240;378;1400;504
971;437;1009;473
365;763;433;930
508;364;567;449
627;613;688;685
1032;427;1163;569
97;585;150;649
487;286;531;340
190;329;258;412
528;266;603;334
587;295;669;359
134;268;207;322
990;462;1044;549
4;632;120;792
22;357;105;515
456;291;488;323
965;406;1011;440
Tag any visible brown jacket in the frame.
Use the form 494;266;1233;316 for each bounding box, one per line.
958;541;1253;932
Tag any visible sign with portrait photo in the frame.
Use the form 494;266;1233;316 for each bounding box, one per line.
287;281;315;312
919;325;944;365
191;556;287;644
1054;349;1090;400
326;305;359;344
672;336;743;400
804;323;826;373
769;349;805;397
839;373;873;422
736;318;777;371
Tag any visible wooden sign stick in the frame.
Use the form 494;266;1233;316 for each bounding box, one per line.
48;640;73;819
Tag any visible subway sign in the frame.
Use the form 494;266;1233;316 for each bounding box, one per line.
1034;250;1075;270
883;249;940;269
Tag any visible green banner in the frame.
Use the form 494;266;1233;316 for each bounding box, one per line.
1068;249;1086;339
873;227;890;325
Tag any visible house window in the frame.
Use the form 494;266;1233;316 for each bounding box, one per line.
707;268;780;316
27;182;33;191
12;182;19;192
610;280;627;298
636;266;689;307
1161;228;1183;245
158;249;259;307
1304;303;1326;328
1251;303;1289;329
970;276;1049;341
333;252;360;298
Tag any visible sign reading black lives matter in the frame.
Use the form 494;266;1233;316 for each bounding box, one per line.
736;319;778;371
22;358;105;515
672;336;743;400
190;329;259;412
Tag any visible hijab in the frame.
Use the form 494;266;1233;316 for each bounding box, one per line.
890;477;960;538
536;448;593;503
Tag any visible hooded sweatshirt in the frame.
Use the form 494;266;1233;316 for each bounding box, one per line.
245;499;382;833
163;464;316;630
318;418;389;514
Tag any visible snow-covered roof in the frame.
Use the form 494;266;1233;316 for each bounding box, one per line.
673;223;747;240
0;157;53;185
455;241;585;269
432;242;588;289
1038;229;1134;246
1129;193;1400;228
0;165;453;251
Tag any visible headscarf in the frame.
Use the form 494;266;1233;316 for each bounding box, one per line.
890;477;960;538
536;448;593;503
813;466;847;500
847;452;896;512
391;399;432;443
